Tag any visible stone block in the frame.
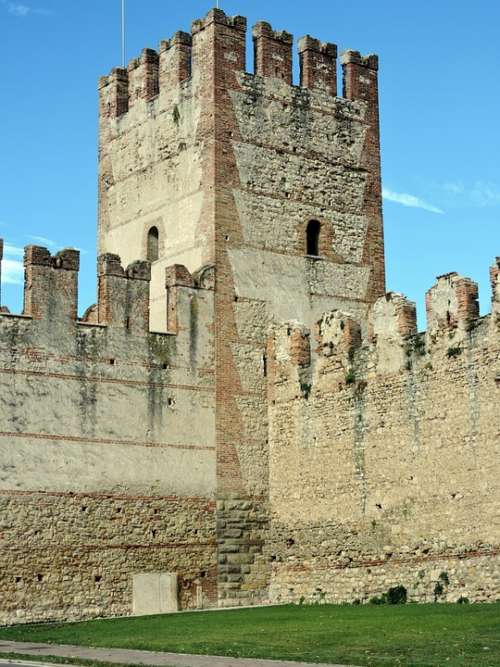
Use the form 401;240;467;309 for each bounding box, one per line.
132;572;178;615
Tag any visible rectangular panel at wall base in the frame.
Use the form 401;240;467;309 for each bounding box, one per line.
159;572;179;613
132;572;178;615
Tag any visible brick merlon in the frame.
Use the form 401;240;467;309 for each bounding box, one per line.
53;249;80;272
98;253;125;277
165;264;194;288
140;48;159;65
341;49;379;70
24;245;51;267
159;31;192;53
126;260;151;282
191;9;247;35
298;35;337;57
253;21;293;44
98;67;128;90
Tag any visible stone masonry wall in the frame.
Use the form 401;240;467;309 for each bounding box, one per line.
0;245;217;624
8;7;492;620
267;263;500;604
0;493;216;624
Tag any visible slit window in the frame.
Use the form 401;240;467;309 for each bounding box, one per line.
147;226;159;263
306;220;320;256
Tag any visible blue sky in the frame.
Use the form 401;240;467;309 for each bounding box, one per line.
0;0;499;327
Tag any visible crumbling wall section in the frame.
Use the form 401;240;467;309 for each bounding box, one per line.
267;264;500;604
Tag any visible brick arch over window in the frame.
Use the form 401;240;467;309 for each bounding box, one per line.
306;220;320;256
147;226;159;263
298;219;335;259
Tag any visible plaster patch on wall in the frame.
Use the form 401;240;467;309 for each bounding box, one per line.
228;248;370;326
0;437;215;497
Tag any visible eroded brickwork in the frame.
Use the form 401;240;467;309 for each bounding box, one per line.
267;269;500;604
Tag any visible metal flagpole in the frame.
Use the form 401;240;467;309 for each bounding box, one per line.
121;0;125;67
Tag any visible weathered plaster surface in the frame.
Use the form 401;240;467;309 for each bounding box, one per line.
99;77;207;332
0;250;217;623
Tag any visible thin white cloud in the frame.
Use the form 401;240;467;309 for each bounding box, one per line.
441;180;500;208
2;243;24;286
1;0;51;16
2;259;24;285
9;3;29;16
3;259;24;284
383;187;444;215
4;243;24;257
471;182;500;207
26;234;56;248
26;236;86;254
443;182;465;195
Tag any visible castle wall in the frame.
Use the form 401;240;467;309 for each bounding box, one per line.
7;8;494;623
0;247;217;624
267;266;500;604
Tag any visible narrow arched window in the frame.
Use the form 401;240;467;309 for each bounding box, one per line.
306;220;320;256
147;226;159;263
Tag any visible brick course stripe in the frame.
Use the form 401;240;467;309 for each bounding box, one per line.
3;541;217;553
0;430;215;451
0;367;214;391
278;548;500;574
0;488;216;504
0;346;214;375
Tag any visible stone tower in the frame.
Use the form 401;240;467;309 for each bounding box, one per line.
98;8;385;605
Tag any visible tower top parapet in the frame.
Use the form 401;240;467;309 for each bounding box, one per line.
98;8;378;120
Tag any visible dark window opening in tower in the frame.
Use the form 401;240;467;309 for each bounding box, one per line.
306;220;320;256
147;226;159;263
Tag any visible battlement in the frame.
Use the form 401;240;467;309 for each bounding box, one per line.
253;21;294;84
425;272;480;340
298;36;338;96
22;245;80;322
271;260;499;384
0;241;214;343
97;253;151;333
98;9;377;120
191;7;247;34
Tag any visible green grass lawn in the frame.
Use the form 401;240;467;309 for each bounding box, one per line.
1;603;500;667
